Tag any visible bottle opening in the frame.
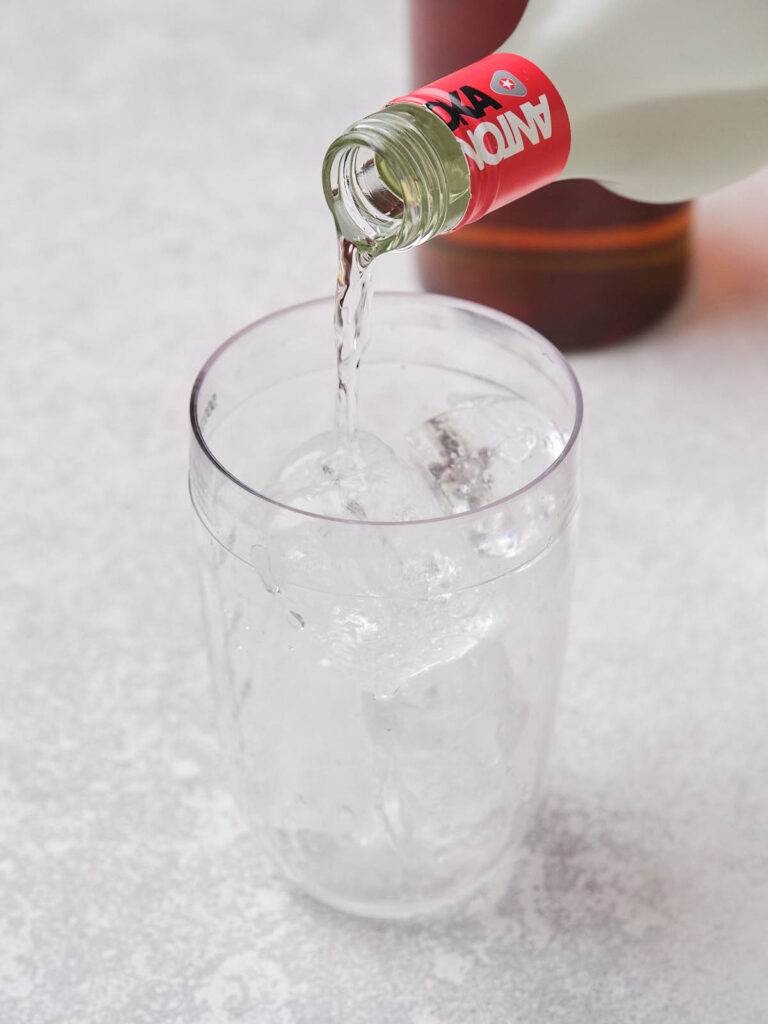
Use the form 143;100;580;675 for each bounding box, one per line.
324;142;406;253
322;106;471;257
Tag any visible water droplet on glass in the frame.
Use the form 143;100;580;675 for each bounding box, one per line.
251;543;280;594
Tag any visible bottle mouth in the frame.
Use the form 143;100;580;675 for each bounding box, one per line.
322;106;468;257
323;140;406;253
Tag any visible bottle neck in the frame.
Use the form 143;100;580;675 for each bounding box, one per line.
323;53;572;255
322;104;471;257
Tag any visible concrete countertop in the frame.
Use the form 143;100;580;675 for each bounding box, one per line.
3;1;767;1021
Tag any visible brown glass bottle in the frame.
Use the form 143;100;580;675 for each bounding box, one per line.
410;0;692;349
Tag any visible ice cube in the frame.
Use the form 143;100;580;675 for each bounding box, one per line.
407;395;566;514
360;637;531;861
267;430;442;522
254;430;456;638
255;430;506;712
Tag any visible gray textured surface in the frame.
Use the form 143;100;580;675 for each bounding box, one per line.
3;1;768;1021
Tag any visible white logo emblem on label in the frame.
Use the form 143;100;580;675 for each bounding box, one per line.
490;70;527;97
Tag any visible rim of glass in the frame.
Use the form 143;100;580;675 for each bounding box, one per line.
189;291;583;528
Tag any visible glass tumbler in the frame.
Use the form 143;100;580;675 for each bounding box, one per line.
189;293;582;918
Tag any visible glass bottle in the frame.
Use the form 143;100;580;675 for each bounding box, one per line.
409;0;692;349
323;0;768;346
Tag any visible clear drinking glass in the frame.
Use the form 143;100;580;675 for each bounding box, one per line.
189;293;582;919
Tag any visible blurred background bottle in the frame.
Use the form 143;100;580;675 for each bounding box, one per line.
410;0;692;349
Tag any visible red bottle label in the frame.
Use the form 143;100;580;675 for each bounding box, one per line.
389;54;571;228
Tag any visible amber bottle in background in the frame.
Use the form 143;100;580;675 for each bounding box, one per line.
410;0;693;349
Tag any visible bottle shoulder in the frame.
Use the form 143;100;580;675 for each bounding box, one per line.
500;0;768;200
